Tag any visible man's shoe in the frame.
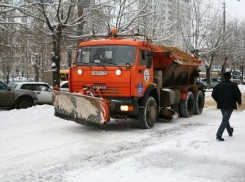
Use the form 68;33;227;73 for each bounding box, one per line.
216;136;224;141
229;127;234;137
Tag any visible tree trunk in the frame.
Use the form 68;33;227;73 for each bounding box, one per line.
205;53;215;89
6;57;11;84
221;57;228;81
34;64;39;82
77;1;84;43
52;31;62;87
206;66;211;89
241;65;244;85
6;72;10;84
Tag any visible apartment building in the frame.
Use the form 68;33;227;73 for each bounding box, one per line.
147;0;191;50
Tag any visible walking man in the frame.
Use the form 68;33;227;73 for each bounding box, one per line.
212;72;242;141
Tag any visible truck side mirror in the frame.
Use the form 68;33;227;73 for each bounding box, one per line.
146;50;153;57
146;50;153;68
68;60;71;67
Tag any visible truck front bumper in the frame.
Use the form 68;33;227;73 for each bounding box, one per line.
109;98;139;117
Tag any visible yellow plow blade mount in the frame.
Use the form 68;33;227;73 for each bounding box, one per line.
52;91;109;127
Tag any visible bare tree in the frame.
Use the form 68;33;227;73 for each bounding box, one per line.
1;0;114;86
179;0;229;88
180;0;221;58
1;0;159;86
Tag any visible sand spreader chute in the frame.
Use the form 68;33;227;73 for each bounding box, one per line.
52;90;110;127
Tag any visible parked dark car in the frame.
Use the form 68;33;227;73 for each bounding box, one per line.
0;81;38;109
199;78;219;88
232;75;240;85
194;80;206;88
211;78;221;83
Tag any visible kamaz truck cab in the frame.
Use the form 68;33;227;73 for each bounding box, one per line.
53;29;204;129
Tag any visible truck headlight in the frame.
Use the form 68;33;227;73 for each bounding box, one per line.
78;69;83;75
116;69;121;76
120;105;134;112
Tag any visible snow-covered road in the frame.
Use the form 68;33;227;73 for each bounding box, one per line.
0;86;245;182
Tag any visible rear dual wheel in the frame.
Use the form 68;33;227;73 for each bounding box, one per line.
179;91;204;117
193;90;204;115
179;91;195;117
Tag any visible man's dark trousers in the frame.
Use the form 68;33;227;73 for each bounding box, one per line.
217;109;233;137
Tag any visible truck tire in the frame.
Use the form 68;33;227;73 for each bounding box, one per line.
16;98;32;109
179;91;194;117
137;96;157;129
193;90;204;115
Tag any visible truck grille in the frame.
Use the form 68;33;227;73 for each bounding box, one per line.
73;82;130;97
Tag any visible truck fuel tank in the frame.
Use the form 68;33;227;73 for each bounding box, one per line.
160;89;180;108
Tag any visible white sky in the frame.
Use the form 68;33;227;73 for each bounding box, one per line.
218;0;245;21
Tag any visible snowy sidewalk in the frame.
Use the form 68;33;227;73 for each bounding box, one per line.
0;86;244;182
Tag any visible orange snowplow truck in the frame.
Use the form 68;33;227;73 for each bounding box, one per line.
53;29;204;129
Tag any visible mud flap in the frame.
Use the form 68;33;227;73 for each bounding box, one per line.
52;91;109;127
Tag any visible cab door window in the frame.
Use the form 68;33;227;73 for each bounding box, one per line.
138;50;147;66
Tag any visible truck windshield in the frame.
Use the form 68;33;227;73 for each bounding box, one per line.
76;45;136;66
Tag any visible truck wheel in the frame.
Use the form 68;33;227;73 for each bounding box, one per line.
193;90;204;115
16;98;32;109
179;91;194;117
137;96;157;129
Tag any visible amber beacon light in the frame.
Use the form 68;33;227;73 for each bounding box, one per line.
112;28;118;37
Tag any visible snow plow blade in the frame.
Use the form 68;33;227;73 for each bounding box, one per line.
52;91;109;128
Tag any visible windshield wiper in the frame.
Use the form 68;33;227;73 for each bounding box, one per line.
93;62;107;69
107;61;122;69
80;62;92;69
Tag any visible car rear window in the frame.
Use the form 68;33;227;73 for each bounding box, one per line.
21;84;34;91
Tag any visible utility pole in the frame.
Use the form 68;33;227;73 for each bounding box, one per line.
223;2;225;35
220;0;240;80
176;0;180;48
221;1;227;81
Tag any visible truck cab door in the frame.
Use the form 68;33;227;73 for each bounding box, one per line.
135;49;153;96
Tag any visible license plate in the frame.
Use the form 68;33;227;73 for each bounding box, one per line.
92;85;107;90
92;71;107;75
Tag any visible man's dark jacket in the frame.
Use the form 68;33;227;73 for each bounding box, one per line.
212;80;242;110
